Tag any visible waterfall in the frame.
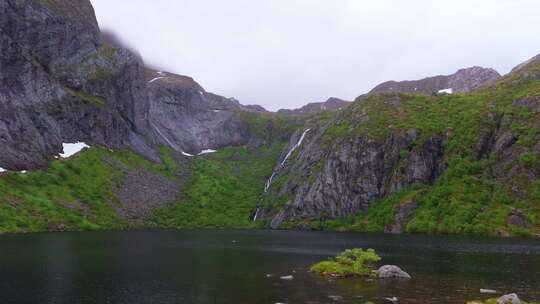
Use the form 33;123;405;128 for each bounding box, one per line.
252;129;311;221
280;129;311;166
264;172;277;192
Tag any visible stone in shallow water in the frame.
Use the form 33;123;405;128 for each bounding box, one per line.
328;295;343;301
498;294;522;304
377;265;412;279
480;289;498;294
280;275;294;280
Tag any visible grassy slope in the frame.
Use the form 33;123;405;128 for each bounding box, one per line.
150;145;283;229
0;106;294;233
293;64;540;236
0;147;176;233
0;144;283;233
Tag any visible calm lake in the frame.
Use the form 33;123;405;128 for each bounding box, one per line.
0;229;539;304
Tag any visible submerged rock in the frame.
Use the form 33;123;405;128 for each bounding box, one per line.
377;265;411;279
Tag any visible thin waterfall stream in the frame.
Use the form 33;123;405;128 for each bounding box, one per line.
252;129;311;221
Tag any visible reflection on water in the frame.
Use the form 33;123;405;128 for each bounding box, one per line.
0;230;539;304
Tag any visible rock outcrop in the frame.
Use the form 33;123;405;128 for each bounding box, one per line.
277;97;350;116
144;70;287;155
259;55;540;231
369;66;501;95
0;0;286;170
498;294;522;304
0;0;158;169
377;265;412;279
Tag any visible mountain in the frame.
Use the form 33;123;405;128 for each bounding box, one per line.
0;0;290;169
369;66;501;95
277;97;350;116
255;56;540;236
0;0;539;237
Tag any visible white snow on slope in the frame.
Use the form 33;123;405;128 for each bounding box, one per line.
0;168;6;173
60;142;90;158
148;77;165;84
182;151;194;157
438;88;453;94
198;149;217;155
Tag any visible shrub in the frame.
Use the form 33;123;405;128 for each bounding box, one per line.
310;248;381;277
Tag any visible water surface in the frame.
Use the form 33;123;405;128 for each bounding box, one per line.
1;229;539;304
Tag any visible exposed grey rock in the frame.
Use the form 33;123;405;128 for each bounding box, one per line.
384;201;418;234
507;208;530;229
0;0;159;169
277;97;350;116
0;0;281;170
263;107;444;228
377;265;411;279
144;70;292;155
480;289;498;294
498;293;522;304
327;295;343;301
369;66;501;95
243;104;268;112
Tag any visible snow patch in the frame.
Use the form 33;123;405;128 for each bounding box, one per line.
20;170;27;174
0;167;6;173
213;110;221;113
182;151;194;157
198;149;217;155
438;88;453;94
60;142;90;158
148;77;165;84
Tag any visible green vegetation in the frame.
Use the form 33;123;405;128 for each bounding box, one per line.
310;248;381;277
0;147;175;233
284;64;540;237
0;142;285;233
467;298;539;304
151;144;284;228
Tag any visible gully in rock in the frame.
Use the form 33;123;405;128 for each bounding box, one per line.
252;129;311;222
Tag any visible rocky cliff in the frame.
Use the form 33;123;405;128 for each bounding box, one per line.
0;0;288;170
0;0;159;170
258;57;540;236
369;66;501;95
277;97;350;116
144;70;290;155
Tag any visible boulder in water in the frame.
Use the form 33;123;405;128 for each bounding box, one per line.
498;294;522;304
377;265;411;279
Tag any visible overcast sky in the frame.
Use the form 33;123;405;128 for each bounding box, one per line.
90;0;540;111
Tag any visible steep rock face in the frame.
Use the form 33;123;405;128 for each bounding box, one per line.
260;57;540;230
277;97;350;116
0;0;158;170
369;66;501;95
144;70;291;155
262;100;445;228
0;0;281;169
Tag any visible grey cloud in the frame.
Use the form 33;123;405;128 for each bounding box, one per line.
90;0;540;111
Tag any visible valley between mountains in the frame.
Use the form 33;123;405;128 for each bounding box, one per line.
1;0;539;237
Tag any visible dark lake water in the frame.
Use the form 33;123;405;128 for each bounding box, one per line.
1;229;539;304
